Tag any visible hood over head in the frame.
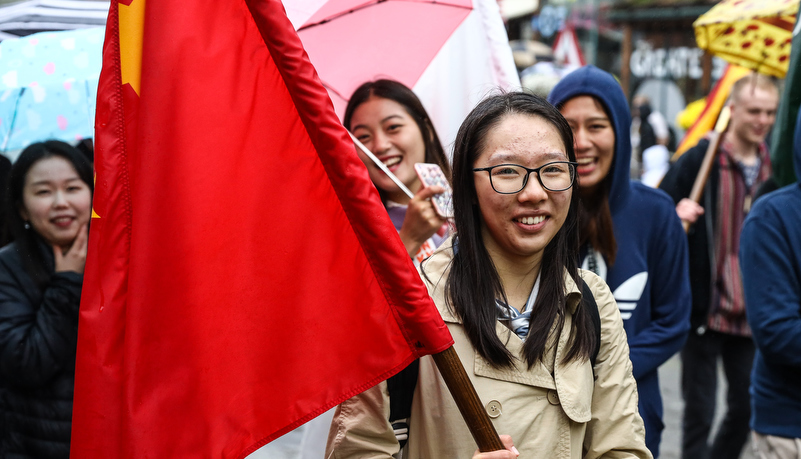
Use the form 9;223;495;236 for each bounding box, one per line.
548;66;631;212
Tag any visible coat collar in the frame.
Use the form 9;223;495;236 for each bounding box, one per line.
422;236;583;324
422;236;594;423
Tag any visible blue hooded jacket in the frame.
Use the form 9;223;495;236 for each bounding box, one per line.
740;113;801;439
549;66;691;457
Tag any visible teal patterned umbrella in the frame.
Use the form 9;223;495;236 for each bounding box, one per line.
0;27;103;157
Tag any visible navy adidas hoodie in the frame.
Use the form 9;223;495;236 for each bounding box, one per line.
740;112;801;440
549;66;691;457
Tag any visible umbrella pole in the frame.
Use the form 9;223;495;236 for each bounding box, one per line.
349;132;415;200
432;346;506;452
683;106;730;233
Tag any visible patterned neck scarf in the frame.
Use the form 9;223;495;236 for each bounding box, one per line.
708;139;771;336
496;273;542;340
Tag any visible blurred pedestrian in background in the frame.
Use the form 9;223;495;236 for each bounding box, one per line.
549;66;691;458
327;91;651;458
640;145;671;188
659;73;780;459
632;96;671;157
739;113;801;459
631;96;675;185
0;140;92;458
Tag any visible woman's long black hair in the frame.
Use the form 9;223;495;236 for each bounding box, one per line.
5;140;93;289
445;92;595;368
343;79;451;202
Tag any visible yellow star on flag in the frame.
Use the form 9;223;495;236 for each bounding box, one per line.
92;172;100;218
119;0;145;95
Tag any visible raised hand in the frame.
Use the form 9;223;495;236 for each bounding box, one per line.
54;224;89;274
676;198;705;225
399;185;447;257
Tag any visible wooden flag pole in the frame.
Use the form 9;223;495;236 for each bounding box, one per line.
432;346;506;452
683;107;731;233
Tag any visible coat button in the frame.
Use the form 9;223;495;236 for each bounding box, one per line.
486;400;502;418
547;390;560;405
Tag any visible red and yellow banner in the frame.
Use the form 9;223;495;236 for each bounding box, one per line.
673;64;751;159
71;1;453;457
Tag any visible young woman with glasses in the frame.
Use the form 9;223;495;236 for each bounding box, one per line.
327;92;651;458
548;66;691;458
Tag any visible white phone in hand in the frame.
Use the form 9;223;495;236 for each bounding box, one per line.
414;163;453;219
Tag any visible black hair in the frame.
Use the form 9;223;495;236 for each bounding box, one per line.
343;79;450;201
5;140;94;288
637;102;657;158
445;92;595;368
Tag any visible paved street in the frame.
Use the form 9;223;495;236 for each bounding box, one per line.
254;353;756;459
657;354;754;459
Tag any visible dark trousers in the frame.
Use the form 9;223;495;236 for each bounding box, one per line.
681;330;755;459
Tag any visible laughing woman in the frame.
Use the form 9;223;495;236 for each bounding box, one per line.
344;79;452;265
0;141;92;458
300;79;452;459
548;66;691;458
326;93;651;458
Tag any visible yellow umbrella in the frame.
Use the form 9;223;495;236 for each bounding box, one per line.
694;0;798;77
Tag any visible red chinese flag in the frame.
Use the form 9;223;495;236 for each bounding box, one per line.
70;0;454;457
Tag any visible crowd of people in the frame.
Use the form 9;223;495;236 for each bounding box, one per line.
0;66;798;459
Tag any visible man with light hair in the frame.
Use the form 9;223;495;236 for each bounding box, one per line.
660;73;780;459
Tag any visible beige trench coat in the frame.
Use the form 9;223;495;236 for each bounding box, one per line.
327;240;651;459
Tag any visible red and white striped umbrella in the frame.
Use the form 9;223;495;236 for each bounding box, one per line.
284;0;519;149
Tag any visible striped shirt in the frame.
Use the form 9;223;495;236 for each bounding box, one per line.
707;139;771;336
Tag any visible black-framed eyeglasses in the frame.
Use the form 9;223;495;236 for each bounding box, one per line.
472;161;578;194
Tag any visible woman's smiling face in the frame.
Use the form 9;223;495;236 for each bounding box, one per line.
19;156;92;250
349;96;427;203
473;113;572;265
559;95;615;195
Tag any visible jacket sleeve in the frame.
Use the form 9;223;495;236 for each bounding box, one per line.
326;381;400;459
627;201;691;380
740;199;801;366
0;267;83;388
659;141;707;204
582;274;653;459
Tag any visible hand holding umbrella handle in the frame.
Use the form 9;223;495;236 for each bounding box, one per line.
683;107;731;233
432;347;506;452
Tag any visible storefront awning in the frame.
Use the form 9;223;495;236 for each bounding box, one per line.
608;4;713;22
